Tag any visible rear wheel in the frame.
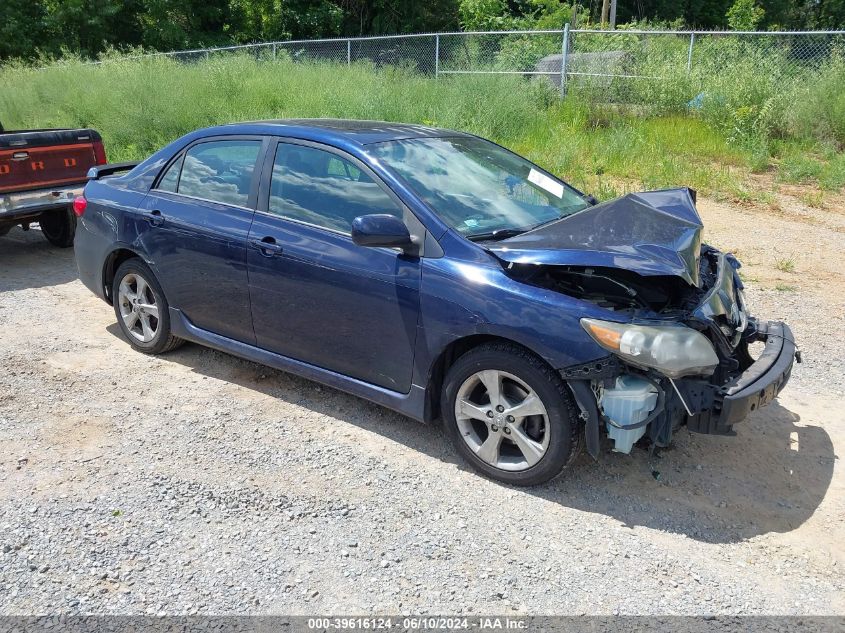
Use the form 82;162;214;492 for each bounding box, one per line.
442;343;582;486
39;208;76;247
112;259;184;354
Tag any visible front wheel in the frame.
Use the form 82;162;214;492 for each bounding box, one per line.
442;343;582;486
112;259;184;355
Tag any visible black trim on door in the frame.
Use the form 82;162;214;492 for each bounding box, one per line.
149;135;272;211
255;136;434;255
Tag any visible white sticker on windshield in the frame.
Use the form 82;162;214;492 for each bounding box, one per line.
527;168;564;199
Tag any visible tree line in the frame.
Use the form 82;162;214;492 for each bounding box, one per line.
2;1;843;62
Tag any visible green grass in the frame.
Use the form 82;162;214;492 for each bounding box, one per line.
773;141;845;191
738;270;759;284
775;257;796;273
0;54;840;200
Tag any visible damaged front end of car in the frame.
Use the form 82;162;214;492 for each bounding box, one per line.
489;187;799;458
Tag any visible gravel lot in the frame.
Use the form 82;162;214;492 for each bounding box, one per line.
1;193;843;616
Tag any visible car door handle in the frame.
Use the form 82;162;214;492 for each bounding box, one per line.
251;236;283;257
146;209;164;227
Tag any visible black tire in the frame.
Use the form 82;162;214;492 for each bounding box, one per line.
39;208;76;247
441;342;582;486
112;258;184;355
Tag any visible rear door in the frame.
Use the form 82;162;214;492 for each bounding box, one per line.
138;136;267;345
246;139;421;392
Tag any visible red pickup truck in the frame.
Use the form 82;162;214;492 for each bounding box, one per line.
0;122;107;247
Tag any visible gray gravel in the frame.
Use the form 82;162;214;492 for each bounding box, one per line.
743;285;845;396
0;227;843;616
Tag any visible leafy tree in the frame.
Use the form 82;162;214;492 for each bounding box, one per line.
815;0;845;28
604;0;843;29
230;0;342;41
458;0;573;30
40;0;144;58
0;0;48;60
1;0;842;62
138;0;236;50
459;0;512;30
613;1;684;24
682;1;733;28
726;0;765;30
286;0;344;38
525;0;574;28
340;1;459;35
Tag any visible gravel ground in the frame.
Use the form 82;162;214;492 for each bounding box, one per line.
0;207;843;616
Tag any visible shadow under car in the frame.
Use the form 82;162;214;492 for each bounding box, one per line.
110;330;835;546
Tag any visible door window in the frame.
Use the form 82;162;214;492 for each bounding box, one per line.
268;143;402;233
156;156;182;193
172;140;262;207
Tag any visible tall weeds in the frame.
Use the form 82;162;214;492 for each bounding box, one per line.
1;51;840;196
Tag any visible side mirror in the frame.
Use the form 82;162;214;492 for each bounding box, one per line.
352;214;414;250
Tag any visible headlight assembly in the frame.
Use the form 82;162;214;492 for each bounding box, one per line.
580;318;719;378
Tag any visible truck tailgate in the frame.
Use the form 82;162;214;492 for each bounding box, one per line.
0;129;104;195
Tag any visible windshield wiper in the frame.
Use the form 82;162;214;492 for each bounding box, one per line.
466;228;528;242
466;217;565;242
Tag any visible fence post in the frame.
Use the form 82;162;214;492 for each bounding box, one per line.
272;43;276;60
686;32;696;74
435;34;440;78
560;23;570;98
347;39;351;65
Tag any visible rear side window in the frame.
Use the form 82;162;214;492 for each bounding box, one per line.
157;156;182;193
171;140;262;207
268;143;402;233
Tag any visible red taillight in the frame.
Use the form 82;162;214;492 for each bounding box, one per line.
73;196;87;217
92;140;107;165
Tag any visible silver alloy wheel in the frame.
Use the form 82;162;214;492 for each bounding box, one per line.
117;273;160;343
454;369;550;472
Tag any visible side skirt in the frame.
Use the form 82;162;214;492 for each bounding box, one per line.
168;308;428;423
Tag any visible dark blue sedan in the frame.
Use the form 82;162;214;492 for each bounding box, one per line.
73;120;796;485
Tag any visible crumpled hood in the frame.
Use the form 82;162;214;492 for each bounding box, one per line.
487;187;704;286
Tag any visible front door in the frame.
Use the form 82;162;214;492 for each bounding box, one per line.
247;140;420;393
139;137;265;344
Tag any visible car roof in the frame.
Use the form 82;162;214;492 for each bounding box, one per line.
210;119;470;146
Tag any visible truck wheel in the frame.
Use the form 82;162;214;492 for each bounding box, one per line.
441;342;582;486
112;259;184;355
39;208;76;247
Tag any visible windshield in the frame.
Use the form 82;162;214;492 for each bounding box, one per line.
370;136;590;239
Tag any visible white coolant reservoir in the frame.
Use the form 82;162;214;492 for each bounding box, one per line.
599;375;658;454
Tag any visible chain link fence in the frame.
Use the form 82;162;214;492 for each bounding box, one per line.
127;28;845;104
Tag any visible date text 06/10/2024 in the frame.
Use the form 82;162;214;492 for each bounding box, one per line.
306;617;529;630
